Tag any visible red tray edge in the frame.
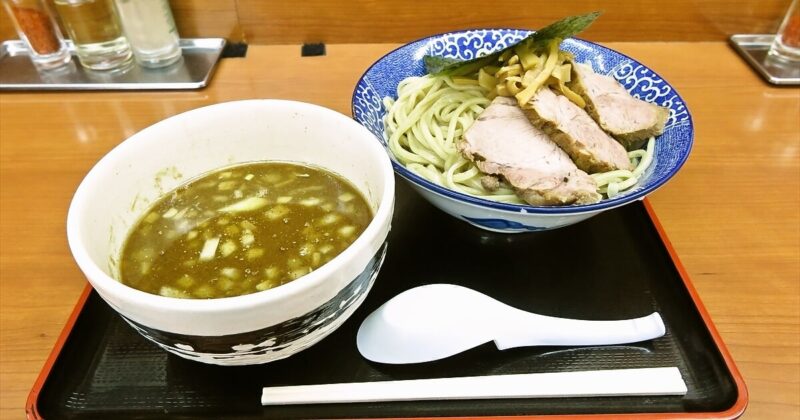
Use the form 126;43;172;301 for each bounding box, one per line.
26;282;93;420
25;199;749;420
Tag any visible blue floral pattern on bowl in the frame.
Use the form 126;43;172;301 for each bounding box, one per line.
352;29;693;232
462;216;547;232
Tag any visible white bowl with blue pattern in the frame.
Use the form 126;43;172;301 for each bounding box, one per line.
352;29;693;233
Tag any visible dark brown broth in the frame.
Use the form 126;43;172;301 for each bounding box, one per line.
119;162;372;299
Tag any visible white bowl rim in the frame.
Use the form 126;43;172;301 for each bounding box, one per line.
351;27;694;215
66;99;395;315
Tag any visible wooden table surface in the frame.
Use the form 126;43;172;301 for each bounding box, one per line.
0;43;798;419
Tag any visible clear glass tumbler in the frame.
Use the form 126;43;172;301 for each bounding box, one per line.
53;0;132;70
2;0;71;69
768;0;800;62
114;0;182;68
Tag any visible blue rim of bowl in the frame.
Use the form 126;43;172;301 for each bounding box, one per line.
351;28;694;215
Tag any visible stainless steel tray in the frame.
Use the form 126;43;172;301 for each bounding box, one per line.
729;34;800;86
0;38;226;91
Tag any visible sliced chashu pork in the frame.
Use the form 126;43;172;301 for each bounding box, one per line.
459;97;600;206
570;62;669;150
523;87;631;174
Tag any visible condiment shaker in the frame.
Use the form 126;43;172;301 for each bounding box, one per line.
113;0;182;68
768;0;800;62
53;0;132;70
2;0;71;69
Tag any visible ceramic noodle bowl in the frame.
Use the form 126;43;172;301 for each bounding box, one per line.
352;29;693;233
67;100;395;365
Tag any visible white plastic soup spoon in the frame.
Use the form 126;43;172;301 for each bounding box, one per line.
357;284;666;364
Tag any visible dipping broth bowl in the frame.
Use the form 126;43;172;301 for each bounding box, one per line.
67;100;395;366
352;29;693;233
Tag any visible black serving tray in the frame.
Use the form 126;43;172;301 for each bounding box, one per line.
27;179;747;419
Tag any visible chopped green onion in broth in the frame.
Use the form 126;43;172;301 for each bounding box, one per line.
119;162;372;299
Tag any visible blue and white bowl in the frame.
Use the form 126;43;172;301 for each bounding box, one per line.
67;100;395;365
352;29;692;233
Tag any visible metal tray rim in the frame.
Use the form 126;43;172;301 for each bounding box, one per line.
729;34;800;86
0;38;226;91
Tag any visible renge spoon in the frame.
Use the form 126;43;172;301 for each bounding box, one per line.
357;284;665;364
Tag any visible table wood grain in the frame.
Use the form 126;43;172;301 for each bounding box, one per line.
0;0;793;44
233;0;792;43
0;42;798;419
